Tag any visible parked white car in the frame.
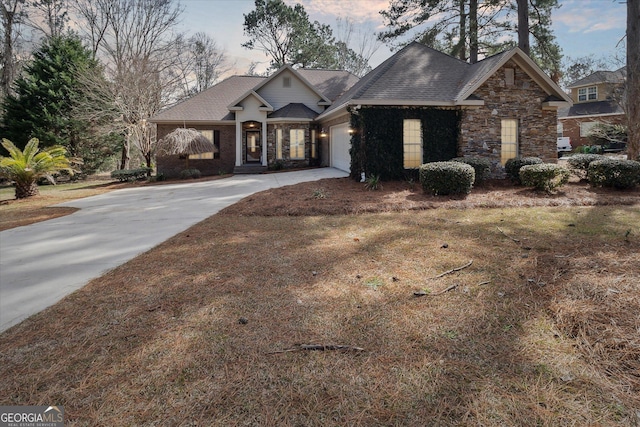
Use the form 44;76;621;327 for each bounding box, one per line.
557;137;572;156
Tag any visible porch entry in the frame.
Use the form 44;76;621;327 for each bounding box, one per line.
245;130;261;163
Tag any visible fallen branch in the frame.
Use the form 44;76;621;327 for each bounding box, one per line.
267;344;365;355
431;260;473;279
497;227;520;243
432;283;459;295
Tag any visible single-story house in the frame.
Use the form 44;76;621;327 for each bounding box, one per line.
150;67;359;177
558;67;626;149
150;42;571;179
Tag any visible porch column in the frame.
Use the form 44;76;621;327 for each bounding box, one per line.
235;120;242;167
261;119;268;166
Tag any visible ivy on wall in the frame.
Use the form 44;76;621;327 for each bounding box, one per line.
349;106;461;180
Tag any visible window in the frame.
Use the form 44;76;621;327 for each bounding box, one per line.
403;119;422;169
311;129;317;159
189;130;220;159
557;122;563;138
578;86;597;102
276;128;283;160
580;121;598;137
290;129;305;159
283;77;291;88
501;119;518;165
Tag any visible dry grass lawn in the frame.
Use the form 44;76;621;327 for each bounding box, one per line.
1;176;639;426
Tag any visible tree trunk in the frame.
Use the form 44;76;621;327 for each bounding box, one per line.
120;135;131;170
517;0;530;55
469;0;478;63
627;0;640;160
458;0;467;61
1;3;17;97
15;180;39;199
146;152;152;176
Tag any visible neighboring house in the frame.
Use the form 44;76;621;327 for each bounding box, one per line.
151;42;570;179
558;67;626;149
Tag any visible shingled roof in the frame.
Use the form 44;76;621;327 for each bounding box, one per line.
319;42;570;119
568;67;626;89
269;103;318;119
325;42;469;109
151;76;263;123
151;69;357;123
558;100;625;118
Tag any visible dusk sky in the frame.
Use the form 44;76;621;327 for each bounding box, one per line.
178;0;627;76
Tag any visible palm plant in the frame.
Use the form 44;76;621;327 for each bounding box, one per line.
0;138;75;199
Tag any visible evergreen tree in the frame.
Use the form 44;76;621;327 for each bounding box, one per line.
1;34;119;173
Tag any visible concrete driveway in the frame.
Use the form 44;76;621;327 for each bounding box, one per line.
0;168;348;332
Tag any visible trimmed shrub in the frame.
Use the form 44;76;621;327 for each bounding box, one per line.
451;156;491;184
110;167;152;182
419;161;475;195
565;154;603;179
180;168;201;179
520;163;570;193
504;157;543;184
587;158;640;189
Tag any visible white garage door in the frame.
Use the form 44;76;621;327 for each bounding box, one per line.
330;123;351;173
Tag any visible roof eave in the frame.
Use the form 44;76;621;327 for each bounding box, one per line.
350;99;458;107
542;101;570;110
457;99;484;106
268;117;315;123
316;102;350;121
227;90;273;111
559;112;626;120
150;119;236;125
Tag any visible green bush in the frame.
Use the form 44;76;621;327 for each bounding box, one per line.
180;168;201;179
110;167;152;182
576;145;603;154
520;163;570;193
587;158;640;189
451;157;491;184
504;157;543;184
364;174;382;191
565;154;603;179
419;161;475;195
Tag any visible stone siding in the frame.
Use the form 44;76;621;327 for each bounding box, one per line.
156;124;235;178
460;60;558;175
266;123;314;169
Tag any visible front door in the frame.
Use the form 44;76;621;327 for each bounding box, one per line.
245;131;261;163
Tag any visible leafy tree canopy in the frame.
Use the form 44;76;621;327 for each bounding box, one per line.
242;0;371;74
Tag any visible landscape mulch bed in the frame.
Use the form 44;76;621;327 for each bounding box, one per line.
0;174;639;426
220;177;640;217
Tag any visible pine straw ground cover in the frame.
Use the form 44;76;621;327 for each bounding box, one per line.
0;177;639;426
